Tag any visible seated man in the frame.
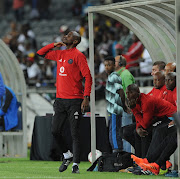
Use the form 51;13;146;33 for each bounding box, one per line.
148;71;166;98
161;72;176;107
130;73;177;175
0;72;19;131
122;84;176;158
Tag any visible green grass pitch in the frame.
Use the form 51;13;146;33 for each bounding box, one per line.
0;152;177;179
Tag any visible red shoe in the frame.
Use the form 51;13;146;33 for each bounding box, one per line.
131;154;149;166
139;162;160;175
166;161;172;169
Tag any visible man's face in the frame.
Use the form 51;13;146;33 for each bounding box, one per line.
104;61;115;75
151;65;159;76
62;31;75;45
165;75;176;90
126;89;139;109
153;75;165;89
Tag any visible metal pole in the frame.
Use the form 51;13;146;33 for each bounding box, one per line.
175;0;180;176
88;12;96;163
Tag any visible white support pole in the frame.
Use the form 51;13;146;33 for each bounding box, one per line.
175;0;180;176
88;12;96;163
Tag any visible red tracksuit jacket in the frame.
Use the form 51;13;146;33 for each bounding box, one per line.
37;43;92;99
132;93;177;129
147;85;166;98
160;87;177;107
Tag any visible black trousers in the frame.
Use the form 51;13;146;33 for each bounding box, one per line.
51;98;83;163
121;117;171;158
146;125;177;167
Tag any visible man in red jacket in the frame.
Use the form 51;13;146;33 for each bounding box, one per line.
148;71;166;98
161;72;176;107
37;31;92;174
122;84;176;159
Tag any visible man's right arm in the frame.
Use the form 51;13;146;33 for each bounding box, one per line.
37;43;59;61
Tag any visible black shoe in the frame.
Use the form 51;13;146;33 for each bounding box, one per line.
59;157;73;172
126;164;138;173
72;165;80;174
132;166;151;175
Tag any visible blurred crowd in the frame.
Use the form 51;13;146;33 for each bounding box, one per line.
1;0;153;98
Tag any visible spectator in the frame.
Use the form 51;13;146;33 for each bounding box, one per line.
118;26;133;54
17;23;37;53
76;36;89;54
104;56;128;153
107;31;118;57
115;43;124;56
81;0;92;17
0;72;19;131
123;34;144;76
151;61;166;76
164;62;176;76
97;32;111;61
18;55;28;82
139;49;153;76
12;0;25;21
75;17;87;37
37;0;51;19
115;55;135;152
26;53;41;85
41;59;54;80
2;22;19;46
72;0;82;16
28;0;39;20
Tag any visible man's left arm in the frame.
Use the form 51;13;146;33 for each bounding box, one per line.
76;54;92;112
134;103;154;129
117;89;130;113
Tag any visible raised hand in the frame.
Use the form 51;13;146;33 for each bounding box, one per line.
54;42;66;47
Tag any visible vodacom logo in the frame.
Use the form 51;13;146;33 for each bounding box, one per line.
59;66;67;76
60;66;64;73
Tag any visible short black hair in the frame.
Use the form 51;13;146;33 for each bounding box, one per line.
127;84;140;93
166;72;176;79
153;61;166;71
104;56;115;64
72;31;81;45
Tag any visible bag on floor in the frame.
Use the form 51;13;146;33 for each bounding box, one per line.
87;151;133;172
